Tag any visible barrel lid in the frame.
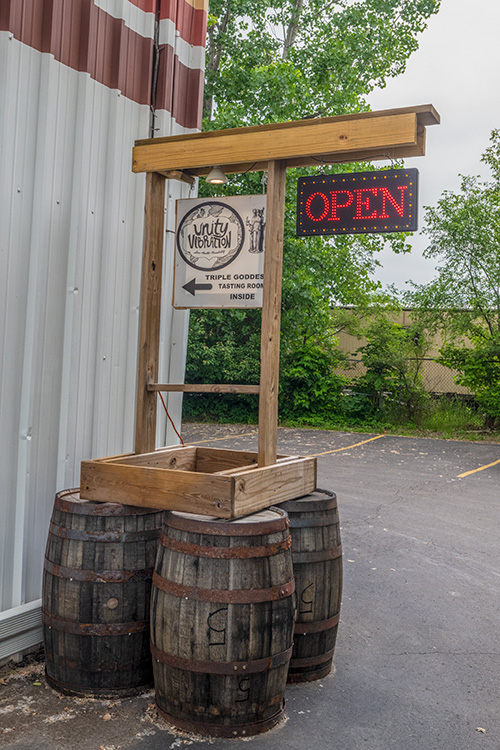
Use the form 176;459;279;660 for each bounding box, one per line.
54;489;162;516
165;507;289;536
278;488;337;513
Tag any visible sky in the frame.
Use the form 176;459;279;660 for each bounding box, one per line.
367;0;500;291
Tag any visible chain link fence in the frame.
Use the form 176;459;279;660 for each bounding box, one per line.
335;358;472;396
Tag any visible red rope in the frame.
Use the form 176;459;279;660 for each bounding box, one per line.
158;392;185;445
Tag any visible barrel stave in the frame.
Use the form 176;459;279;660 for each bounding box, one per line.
151;509;295;736
42;490;162;697
278;490;343;683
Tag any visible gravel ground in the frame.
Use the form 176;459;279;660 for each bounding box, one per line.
2;424;499;750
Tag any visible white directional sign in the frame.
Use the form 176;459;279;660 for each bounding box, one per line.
173;195;266;309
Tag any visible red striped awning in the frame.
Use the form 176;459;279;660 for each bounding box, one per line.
0;0;207;129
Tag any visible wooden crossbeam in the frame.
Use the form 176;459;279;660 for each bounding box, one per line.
147;384;260;394
132;105;439;176
157;170;196;185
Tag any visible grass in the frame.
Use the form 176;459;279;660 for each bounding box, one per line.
183;395;500;442
419;397;484;435
281;397;500;442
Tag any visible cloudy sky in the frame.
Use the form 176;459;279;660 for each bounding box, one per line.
367;0;500;291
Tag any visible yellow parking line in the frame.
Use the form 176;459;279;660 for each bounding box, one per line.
457;457;500;478
187;429;386;457
187;430;258;444
308;433;386;457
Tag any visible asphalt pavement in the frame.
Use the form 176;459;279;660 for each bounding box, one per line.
1;425;499;750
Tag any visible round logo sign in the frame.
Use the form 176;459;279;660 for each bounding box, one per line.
176;201;245;271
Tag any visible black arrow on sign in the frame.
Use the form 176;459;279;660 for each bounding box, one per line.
183;278;213;296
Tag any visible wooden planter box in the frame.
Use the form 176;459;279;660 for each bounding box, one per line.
80;446;316;519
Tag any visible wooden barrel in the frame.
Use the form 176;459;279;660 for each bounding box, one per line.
278;489;342;683
42;489;163;697
150;508;295;738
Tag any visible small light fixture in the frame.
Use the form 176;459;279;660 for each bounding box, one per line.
206;165;228;184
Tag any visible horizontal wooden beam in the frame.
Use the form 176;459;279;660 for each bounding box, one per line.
132;105;439;175
148;383;260;394
214;455;301;475
134;113;417;173
157;169;196;185
180;138;427;177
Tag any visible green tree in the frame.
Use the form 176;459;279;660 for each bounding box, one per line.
409;131;500;426
204;0;440;125
185;0;440;422
353;315;431;424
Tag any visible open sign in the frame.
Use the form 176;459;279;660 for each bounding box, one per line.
296;169;418;236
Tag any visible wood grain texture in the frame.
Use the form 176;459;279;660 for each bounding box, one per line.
147;383;260;394
135;172;166;455
80;448;316;518
135;105;439;148
136;137;427;178
103;446;198;471
194;446;260;472
233;457;317;515
80;460;235;517
150;508;295;737
157;169;196;185
258;160;287;467
132;106;439;174
134;113;417;172
42;490;163;697
215;464;258;475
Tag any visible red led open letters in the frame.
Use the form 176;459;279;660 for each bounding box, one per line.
297;169;418;236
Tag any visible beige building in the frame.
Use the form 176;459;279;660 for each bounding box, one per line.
336;309;472;395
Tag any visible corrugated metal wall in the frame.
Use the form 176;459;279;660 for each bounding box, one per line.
0;0;207;660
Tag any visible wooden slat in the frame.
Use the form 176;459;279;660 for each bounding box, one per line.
135;105;439;147
147;383;260;394
195;446;259;473
92;451;137;462
145;134;428;178
135;124;429;178
232;457;317;517
80;461;235;517
215;464;258;475
102;446;197;471
96;445;260;472
99;445;193;462
135;172;166;455
134;105;437;177
98;445;194;463
132;112;419;174
213;455;296;475
258;160;287;467
148;143;426;177
157;170;196;185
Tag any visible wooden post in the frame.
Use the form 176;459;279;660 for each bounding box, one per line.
135;172;166;454
258;160;287;467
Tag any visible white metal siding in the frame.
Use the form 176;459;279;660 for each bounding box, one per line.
0;0;205;656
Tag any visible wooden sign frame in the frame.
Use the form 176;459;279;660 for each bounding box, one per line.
79;105;439;517
130;105;439;467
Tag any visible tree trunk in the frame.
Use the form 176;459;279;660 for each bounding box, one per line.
283;0;304;60
204;9;232;121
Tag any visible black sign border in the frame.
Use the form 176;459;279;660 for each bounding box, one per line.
296;168;419;237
